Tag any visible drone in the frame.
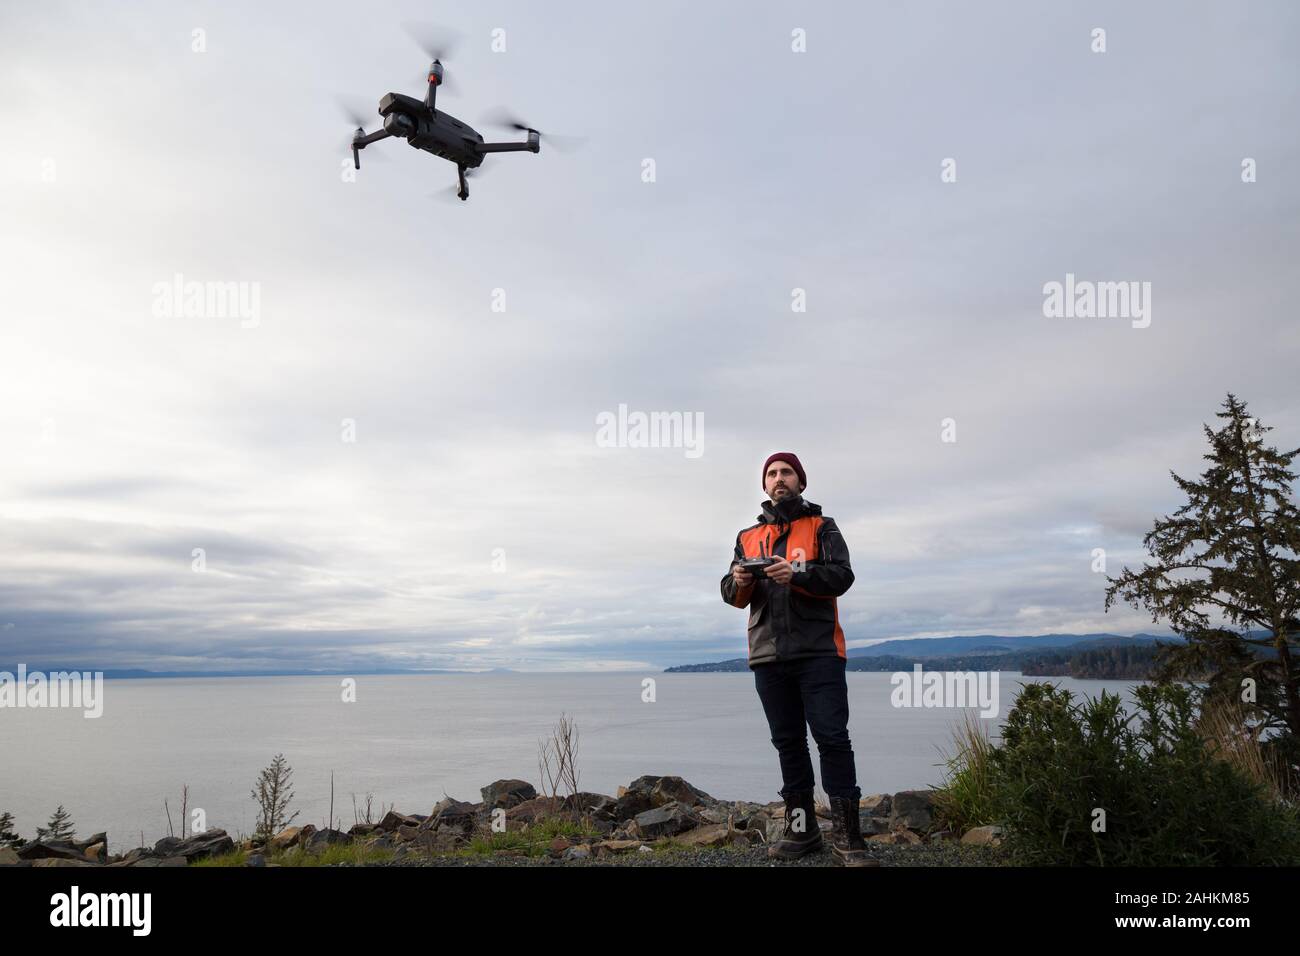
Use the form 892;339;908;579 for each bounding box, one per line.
343;25;575;201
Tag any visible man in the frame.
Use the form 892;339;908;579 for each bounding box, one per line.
720;452;876;867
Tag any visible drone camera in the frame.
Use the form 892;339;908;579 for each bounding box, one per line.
383;112;417;138
379;91;428;119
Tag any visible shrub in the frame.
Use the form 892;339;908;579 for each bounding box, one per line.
980;681;1300;865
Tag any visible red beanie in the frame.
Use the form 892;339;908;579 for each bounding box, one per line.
761;452;806;492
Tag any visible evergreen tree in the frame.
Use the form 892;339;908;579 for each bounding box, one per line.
0;810;22;848
250;753;300;841
1104;393;1300;796
35;805;76;842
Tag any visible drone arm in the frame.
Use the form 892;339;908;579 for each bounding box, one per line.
352;128;395;169
478;141;538;155
478;131;540;155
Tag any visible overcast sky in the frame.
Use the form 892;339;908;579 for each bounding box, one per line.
1;0;1297;672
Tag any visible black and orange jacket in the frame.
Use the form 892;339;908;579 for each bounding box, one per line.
720;495;854;668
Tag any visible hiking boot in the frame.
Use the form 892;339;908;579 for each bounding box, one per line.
828;795;879;867
767;789;824;860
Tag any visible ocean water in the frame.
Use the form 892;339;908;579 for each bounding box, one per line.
0;671;1147;854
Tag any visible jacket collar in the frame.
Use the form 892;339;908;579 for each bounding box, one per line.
758;494;821;525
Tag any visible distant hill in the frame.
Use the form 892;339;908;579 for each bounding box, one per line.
665;632;1187;674
844;632;1177;659
666;630;1282;677
10;667;513;679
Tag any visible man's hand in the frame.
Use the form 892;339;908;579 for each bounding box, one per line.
731;562;754;587
764;557;794;585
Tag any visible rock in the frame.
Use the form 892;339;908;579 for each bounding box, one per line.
304;828;352;852
480;779;537;809
427;798;479;831
867;829;922;845
622;774;716;808
632;802;702;839
394;828;437;851
960;825;1004;847
549;837;572;854
0;848;20;866
113;847;158;865
562;792;618;819
729;804;771;832
637;844;654;854
349;823;379;837
861;816;891;836
611;790;656;821
269;826;307;851
562;845;591;861
730;827;765;846
17;840;85;862
153;828;235;863
930;830;957;843
83;842;107;863
376;810;423;832
651;775;716;808
428;830;465;852
245;853;266;867
697;807;732;825
608;822;636;840
889;790;937;833
504;796;565;825
73;832;108;853
402;824;465;851
673;823;731;847
860;794;892;816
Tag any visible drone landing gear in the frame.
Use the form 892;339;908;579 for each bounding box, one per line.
456;165;469;201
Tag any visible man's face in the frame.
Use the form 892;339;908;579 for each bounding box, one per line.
764;460;802;501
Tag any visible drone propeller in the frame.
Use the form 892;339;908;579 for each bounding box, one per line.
340;129;391;161
482;108;586;153
335;96;390;162
430;165;486;202
335;94;373;131
402;23;462;99
402;21;463;62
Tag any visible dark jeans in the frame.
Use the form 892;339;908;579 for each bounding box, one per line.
753;655;861;802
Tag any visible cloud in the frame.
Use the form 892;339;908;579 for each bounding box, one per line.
0;0;1295;671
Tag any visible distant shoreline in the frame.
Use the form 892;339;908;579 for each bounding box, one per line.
10;629;1215;680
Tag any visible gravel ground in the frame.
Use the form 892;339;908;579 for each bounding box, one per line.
350;841;1012;867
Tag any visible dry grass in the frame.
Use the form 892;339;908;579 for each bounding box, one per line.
1194;693;1293;806
931;709;998;834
